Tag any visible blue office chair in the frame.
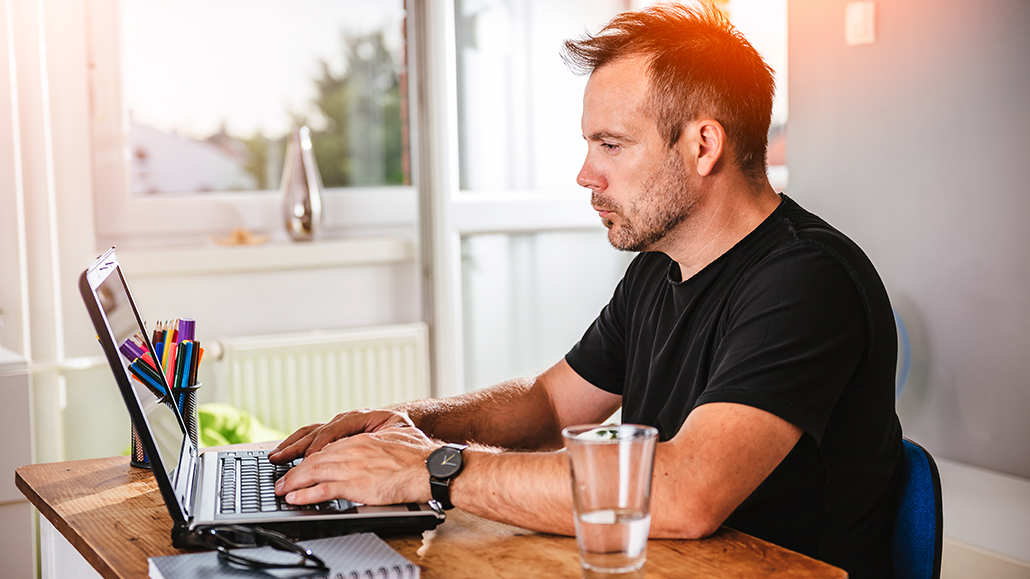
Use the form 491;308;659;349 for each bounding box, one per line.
892;439;943;579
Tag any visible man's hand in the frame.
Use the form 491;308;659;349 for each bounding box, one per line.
267;408;415;465
273;426;437;506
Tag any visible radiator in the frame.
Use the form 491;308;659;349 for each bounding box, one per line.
212;323;430;436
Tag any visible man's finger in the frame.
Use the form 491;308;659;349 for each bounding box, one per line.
273;424;321;452
304;412;381;457
268;425;322;462
277;456;334;494
305;427;339;458
284;481;350;506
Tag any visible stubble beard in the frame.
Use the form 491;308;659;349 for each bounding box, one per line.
595;150;696;252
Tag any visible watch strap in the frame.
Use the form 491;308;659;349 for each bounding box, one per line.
429;477;455;510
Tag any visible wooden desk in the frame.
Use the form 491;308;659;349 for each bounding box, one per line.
16;456;847;579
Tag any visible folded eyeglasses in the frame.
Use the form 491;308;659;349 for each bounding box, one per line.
199;525;329;572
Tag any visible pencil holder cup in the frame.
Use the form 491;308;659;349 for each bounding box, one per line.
130;423;149;469
172;384;201;449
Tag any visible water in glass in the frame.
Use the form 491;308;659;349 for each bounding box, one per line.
575;509;651;577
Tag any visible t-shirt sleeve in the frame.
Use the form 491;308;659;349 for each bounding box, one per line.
696;243;870;445
564;256;646;395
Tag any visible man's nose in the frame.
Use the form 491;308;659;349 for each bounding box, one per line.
577;157;606;191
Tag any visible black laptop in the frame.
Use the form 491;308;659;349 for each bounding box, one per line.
79;248;444;548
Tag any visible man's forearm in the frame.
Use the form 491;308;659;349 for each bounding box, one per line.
390;378;564;450
450;446;576;535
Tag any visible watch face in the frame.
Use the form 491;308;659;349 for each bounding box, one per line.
427;446;463;479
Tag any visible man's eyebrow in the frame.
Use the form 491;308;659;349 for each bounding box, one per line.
584;130;637;144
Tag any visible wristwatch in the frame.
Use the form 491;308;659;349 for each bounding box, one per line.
425;443;468;510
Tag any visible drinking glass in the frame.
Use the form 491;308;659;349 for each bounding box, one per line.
563;424;658;579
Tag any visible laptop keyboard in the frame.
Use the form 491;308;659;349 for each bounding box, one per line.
218;450;355;515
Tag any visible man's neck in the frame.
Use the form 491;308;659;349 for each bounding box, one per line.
660;180;782;281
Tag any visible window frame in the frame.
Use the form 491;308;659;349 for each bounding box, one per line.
412;1;611;397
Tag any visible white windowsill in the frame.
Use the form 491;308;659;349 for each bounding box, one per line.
115;237;415;278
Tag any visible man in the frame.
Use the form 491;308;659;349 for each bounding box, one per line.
271;4;902;578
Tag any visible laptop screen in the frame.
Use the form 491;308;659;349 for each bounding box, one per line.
82;251;190;494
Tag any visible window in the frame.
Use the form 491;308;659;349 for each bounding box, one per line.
122;1;406;195
88;0;415;247
454;0;627;192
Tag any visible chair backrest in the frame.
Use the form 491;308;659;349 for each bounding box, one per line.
892;439;943;579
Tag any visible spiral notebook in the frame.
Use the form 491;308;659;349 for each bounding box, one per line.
149;532;419;579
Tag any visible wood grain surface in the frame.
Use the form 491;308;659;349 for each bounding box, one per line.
16;455;847;579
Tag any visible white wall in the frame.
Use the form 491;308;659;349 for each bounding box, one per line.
788;0;1030;571
788;0;1030;480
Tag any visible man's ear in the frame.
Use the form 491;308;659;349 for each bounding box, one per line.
685;119;726;177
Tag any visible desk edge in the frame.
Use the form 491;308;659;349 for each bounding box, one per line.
16;463;124;579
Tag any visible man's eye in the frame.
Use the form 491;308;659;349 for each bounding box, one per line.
601;142;621;153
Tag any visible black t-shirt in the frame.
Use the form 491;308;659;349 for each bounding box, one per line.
566;195;902;579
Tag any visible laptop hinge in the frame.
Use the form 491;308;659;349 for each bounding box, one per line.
183;445;200;517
